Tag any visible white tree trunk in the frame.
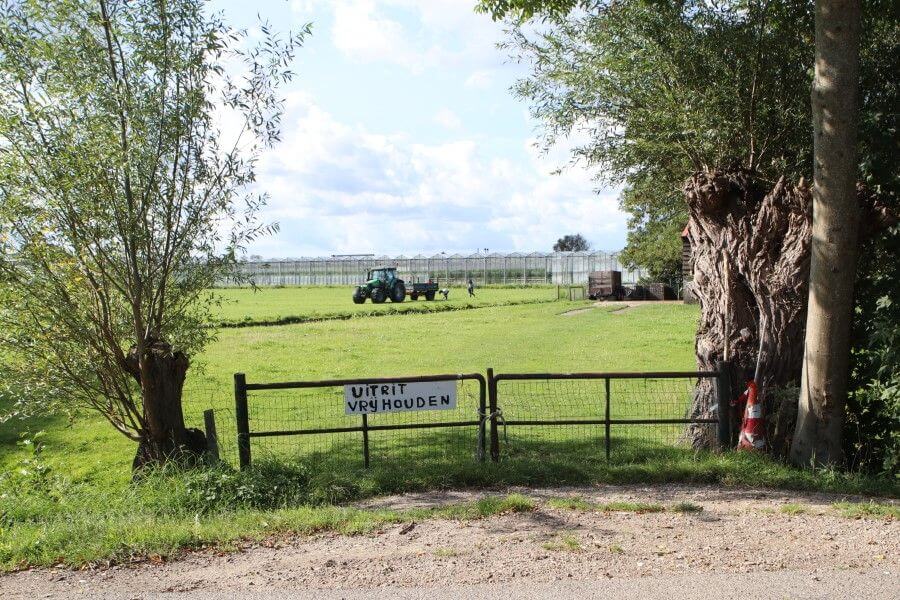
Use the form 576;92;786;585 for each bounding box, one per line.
791;0;861;467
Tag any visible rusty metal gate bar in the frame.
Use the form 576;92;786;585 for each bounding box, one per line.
486;368;729;462
234;372;487;469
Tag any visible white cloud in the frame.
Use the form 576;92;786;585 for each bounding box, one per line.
248;94;626;257
464;70;493;89
293;0;502;73
433;108;462;130
329;0;425;71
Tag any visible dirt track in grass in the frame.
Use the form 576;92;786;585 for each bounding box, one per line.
559;300;682;316
5;484;897;598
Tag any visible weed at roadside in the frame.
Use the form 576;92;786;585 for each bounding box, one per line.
671;501;704;513
543;533;581;552
779;503;807;516
833;501;898;519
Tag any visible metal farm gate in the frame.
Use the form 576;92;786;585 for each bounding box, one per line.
234;372;487;469
229;367;731;469
486;368;731;462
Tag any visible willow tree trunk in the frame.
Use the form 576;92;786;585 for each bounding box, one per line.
791;0;862;467
127;341;204;470
684;170;812;455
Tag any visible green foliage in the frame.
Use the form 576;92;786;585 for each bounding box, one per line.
1;299;895;568
846;231;900;476
546;496;711;514
178;461;312;513
448;493;536;517
476;0;587;22
600;501;665;513
620;217;684;287
542;533;581;551
2;407;896;568
0;0;306;439
844;3;899;477
502;1;814;278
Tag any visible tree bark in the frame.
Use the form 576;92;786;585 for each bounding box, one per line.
685;169;812;455
126;341;204;470
791;0;862;467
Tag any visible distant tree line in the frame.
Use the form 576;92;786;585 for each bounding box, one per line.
552;234;590;252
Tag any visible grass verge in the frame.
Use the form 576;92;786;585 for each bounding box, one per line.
1;449;896;572
0;473;534;573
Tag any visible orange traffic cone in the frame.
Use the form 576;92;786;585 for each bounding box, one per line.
737;380;766;451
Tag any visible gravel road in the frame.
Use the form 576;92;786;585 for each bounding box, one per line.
4;484;897;599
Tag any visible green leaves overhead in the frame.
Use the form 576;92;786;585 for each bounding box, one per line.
495;0;895;282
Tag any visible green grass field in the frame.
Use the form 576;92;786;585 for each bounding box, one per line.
1;289;895;570
188;300;702;470
211;285;559;326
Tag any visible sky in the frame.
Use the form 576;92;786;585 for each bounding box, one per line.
212;0;625;258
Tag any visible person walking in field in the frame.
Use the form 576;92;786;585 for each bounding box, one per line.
467;278;476;297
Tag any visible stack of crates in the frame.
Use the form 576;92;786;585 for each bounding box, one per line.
588;270;624;300
646;282;676;300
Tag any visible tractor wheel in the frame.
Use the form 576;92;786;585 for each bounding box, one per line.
370;287;387;303
425;291;436;301
352;290;366;304
410;292;419;301
390;281;406;302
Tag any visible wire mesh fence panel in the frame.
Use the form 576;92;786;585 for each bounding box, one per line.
238;375;485;468
492;373;717;461
364;378;484;464
182;385;238;465
607;377;704;458
248;385;357;460
492;377;605;463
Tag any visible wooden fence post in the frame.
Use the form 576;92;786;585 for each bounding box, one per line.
487;368;499;462
604;377;612;460
203;409;220;463
477;375;487;462
361;413;370;468
234;372;251;469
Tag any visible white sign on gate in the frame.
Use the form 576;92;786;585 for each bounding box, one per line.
344;381;457;415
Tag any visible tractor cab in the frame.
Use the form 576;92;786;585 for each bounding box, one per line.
366;267;396;284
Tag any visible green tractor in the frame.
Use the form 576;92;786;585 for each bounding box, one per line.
352;267;406;304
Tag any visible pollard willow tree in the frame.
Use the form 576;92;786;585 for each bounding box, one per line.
478;0;817;449
0;0;307;468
